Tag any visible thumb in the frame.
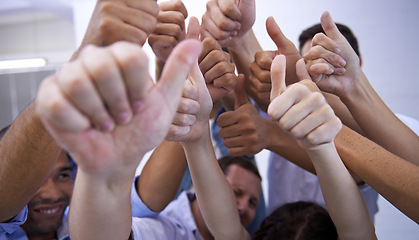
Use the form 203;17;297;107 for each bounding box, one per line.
158;39;203;111
320;11;346;42
234;74;248;110
266;16;291;52
270;54;286;101
296;58;311;81
186;16;200;40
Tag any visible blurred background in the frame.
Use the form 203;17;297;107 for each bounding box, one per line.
0;0;418;238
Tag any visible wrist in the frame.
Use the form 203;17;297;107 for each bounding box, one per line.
227;29;259;56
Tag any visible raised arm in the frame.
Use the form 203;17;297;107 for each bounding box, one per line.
0;104;60;222
0;0;160;223
166;45;250;239
268;55;376;239
36;40;202;240
304;11;419;163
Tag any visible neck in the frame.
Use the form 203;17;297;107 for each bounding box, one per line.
190;200;214;240
26;231;56;240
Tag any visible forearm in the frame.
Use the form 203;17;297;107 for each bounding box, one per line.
342;72;419;164
182;128;250;240
307;143;376;240
323;92;364;135
0;101;58;222
266;119;316;174
69;169;136;240
336;125;419;223
228;30;266;108
137;140;187;212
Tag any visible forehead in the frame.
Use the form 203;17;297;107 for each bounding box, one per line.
52;150;71;172
225;164;261;198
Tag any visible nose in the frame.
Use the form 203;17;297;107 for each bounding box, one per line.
37;179;62;201
236;197;249;216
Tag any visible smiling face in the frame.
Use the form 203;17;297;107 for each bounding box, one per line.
225;164;261;227
21;150;74;237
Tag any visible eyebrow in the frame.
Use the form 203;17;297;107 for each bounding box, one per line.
59;166;73;172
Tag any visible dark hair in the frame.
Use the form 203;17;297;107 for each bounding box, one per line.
218;156;262;181
253;201;337;240
299;23;360;56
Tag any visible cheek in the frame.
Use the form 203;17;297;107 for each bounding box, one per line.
61;182;74;199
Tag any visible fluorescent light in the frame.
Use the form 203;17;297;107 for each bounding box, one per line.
0;58;47;70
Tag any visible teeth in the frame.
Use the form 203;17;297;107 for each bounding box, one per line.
39;207;59;215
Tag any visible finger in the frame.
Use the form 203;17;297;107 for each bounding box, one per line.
311;33;342;56
278;91;325;133
304;44;346;68
36;75;90;132
234;74;248;109
320;11;346;42
186;16;201;39
158;39;203;113
249;62;271;84
203;61;235;84
218;0;241;22
57;53;115;132
108;42;154;113
308;61;346;78
153;22;184;41
157;11;186;31
159;0;188;19
302;117;342;147
216;111;238;128
255;51;275;70
288;103;333;140
201;11;233;41
296;58;312;81
270;54;287;101
199;38;223;69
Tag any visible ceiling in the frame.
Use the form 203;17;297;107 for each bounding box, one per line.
0;0;73;23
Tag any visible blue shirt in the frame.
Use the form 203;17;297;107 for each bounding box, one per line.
0;206;69;240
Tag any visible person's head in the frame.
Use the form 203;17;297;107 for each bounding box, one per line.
299;23;361;63
253;201;337;240
20;150;75;238
218;156;262;227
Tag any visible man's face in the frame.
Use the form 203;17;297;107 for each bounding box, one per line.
22;151;73;235
225;164;261;227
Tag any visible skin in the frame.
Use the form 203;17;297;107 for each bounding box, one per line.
21;151;73;240
267;55;376;239
37;40;202;240
0;0;160;223
304;11;419;165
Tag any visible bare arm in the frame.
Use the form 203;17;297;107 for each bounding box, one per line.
305;11;419;163
268;55;376;239
182;128;250;240
36;41;202;240
0;103;58;222
136;140;186;212
336;125;419;223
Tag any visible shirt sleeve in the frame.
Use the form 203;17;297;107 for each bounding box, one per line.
0;206;28;236
131;176;159;218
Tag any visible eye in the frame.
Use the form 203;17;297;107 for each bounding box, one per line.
233;189;243;197
249;199;258;209
57;171;72;182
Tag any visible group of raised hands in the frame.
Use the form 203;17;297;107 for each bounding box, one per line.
30;0;418;239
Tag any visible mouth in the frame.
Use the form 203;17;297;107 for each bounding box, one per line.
33;204;64;217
